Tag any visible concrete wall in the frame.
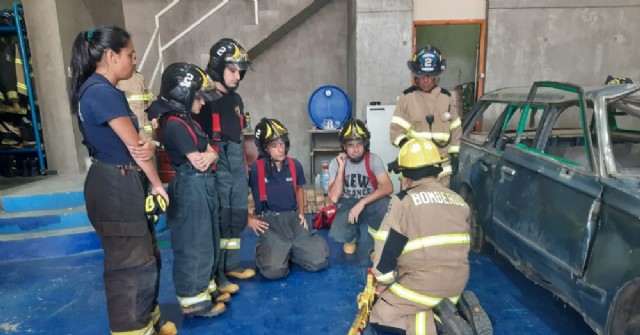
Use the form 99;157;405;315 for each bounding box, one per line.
353;0;413;119
414;0;486;21
485;0;640;91
123;0;345;178
23;0;125;174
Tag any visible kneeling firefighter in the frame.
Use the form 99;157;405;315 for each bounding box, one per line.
149;62;228;318
368;138;472;334
247;118;329;279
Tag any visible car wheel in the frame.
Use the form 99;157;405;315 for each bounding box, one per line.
464;192;486;254
623;314;640;335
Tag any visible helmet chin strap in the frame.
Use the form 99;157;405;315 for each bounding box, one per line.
348;153;365;163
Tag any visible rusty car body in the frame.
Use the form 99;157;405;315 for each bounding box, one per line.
451;81;640;335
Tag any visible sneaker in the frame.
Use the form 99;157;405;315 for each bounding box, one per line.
226;268;256;280
218;283;239;295
343;242;357;254
156;321;177;335
182;302;226;318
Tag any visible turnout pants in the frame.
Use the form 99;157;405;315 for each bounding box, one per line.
84;161;157;335
167;168;221;310
370;274;466;335
256;212;329;279
329;196;391;244
216;141;249;273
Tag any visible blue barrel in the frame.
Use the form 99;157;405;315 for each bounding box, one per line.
307;85;351;129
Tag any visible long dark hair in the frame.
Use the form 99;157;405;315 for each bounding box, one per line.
68;25;131;114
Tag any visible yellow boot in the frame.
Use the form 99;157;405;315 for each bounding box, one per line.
157;321;177;335
226;268;256;280
343;242;357;254
215;292;231;303
219;283;240;295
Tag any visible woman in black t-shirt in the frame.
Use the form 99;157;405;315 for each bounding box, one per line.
148;62;227;318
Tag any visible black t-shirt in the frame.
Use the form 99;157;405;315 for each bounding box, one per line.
194;91;244;143
161;116;209;166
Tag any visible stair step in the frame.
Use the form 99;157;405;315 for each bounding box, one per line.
1;190;85;213
0;228;100;263
0;206;89;235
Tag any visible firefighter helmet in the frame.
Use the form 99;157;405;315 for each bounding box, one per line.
255;118;290;157
159;62;207;112
407;45;446;77
206;38;251;83
339;118;370;146
605;75;633;85
398;138;447;169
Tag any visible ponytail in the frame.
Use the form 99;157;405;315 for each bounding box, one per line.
68;26;131;114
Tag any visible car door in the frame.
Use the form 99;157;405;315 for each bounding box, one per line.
456;100;527;247
492;82;602;291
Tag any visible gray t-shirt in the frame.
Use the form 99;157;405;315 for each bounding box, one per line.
329;152;386;199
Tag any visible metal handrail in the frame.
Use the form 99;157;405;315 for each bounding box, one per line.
139;0;260;90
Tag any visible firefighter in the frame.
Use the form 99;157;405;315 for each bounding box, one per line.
248;118;329;279
194;38;255;291
328;118;393;254
151;62;227;318
68;26;171;335
369;138;471;334
390;45;462;188
117;71;154;141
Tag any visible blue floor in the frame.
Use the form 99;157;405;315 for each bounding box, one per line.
0;226;595;335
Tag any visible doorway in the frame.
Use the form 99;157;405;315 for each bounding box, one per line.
414;20;486;119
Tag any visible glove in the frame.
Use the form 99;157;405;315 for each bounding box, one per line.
450;154;459;175
145;194;167;224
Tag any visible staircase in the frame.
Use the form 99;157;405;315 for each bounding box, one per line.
0;174;96;262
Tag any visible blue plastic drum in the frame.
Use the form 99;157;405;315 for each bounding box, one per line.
307;85;351;129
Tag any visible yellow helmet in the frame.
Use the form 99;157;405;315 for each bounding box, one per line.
398;138;447;169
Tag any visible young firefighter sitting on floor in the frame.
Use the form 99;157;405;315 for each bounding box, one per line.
247;118;329;279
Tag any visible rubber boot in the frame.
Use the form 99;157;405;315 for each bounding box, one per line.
457;291;493;335
182;301;226;319
433;298;474;335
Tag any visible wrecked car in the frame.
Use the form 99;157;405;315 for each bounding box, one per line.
451;81;640;335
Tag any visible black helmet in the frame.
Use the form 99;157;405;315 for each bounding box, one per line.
206;38;251;83
339;118;370;150
408;45;446;77
159;62;207;112
255;118;290;157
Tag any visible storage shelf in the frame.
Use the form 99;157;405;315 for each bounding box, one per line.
308;128;340;133
311;147;341;152
0;147;37;154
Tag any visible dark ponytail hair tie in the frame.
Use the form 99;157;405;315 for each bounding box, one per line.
86;28;94;41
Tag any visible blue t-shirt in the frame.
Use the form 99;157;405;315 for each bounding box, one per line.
78;73;138;164
248;158;306;215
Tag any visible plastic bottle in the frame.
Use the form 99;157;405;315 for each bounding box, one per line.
244;111;252;130
320;160;330;196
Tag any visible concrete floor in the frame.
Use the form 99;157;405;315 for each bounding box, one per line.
0;225;596;335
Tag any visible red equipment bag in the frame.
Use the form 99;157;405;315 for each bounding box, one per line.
312;204;337;229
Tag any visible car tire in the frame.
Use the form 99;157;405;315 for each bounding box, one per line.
463;192;486;254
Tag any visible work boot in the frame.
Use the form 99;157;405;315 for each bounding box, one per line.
182;302;226;319
214;292;231;303
343;242;357;254
226;268;256;280
219;283;239;294
457;291;493;335
155;321;177;335
433;298;474;335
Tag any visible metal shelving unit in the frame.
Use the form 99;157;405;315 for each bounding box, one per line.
0;2;45;173
308;128;340;182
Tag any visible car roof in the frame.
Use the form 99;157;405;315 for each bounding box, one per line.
480;83;640;104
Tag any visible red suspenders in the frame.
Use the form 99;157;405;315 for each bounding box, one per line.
255;157;297;209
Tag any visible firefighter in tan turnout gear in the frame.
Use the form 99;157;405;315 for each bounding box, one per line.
368;138;471;334
390;45;462;188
